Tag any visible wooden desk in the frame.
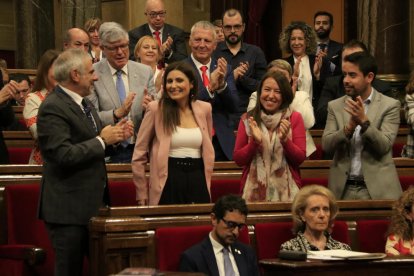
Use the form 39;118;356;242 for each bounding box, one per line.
260;257;414;276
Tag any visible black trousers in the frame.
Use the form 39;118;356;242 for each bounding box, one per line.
45;223;88;276
159;157;210;204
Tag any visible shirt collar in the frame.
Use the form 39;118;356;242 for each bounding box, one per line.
59;85;83;106
191;53;212;68
148;24;164;35
107;60;128;76
209;232;229;255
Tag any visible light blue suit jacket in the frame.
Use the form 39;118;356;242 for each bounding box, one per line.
88;59;155;134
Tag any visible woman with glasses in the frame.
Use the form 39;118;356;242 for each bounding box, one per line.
281;185;351;252
233;70;306;202
132;61;214;206
23;49;60;164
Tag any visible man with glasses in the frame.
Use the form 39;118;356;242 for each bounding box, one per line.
89;22;155;163
213;8;267;128
128;0;187;65
63;28;90;52
179;194;259;276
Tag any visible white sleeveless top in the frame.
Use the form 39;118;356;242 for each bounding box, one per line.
169;127;202;158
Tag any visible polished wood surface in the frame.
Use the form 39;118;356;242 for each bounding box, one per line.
260;256;414;276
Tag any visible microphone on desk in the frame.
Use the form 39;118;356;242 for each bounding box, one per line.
279;250;307;260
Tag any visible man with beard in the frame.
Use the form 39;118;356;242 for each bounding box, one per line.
314;11;343;75
213;8;267;127
179;194;259;276
322;52;401;200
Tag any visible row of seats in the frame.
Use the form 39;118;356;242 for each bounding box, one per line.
0;183;392;276
6;142;407;164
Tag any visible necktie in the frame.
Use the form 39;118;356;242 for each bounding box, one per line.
153;31;165;69
116;70;126;104
222;247;235;276
82;99;97;133
200;66;210;87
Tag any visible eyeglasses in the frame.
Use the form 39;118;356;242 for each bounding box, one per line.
104;44;129;53
223;24;243;32
145;11;166;18
221;218;246;231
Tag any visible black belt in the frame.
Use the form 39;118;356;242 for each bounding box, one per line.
168;157;204;169
346;179;366;186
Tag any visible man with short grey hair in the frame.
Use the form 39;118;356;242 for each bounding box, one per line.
89;21;155;163
37;49;133;276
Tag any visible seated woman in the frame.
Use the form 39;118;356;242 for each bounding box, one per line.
134;35;163;96
23;49;60;164
281;185;351;251
233;71;306;202
386;187;414;255
247;59;316;158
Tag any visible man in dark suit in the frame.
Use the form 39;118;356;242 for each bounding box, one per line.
186;20;239;161
314;11;343;74
128;0;187;63
315;40;392;128
37;49;133;276
179;195;259;276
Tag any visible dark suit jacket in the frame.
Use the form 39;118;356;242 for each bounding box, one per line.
186;57;239;160
128;23;187;62
0;103;15;164
37;86;109;225
315;75;393;128
179;237;259;276
326;40;343;66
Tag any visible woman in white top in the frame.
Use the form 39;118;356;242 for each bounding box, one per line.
132;61;215;205
247;59;316;157
23;49;60;164
134;35;163;96
84;17;103;63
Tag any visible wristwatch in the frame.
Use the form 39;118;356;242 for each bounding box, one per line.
360;120;370;133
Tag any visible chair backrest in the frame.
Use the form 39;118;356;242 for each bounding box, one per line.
356;220;390;252
301;178;328;188
7;147;31;164
255;222;294;259
331;220;350;245
5;184;54;276
210;179;241;203
399;175;414;191
155;224;250;271
108;180;136;206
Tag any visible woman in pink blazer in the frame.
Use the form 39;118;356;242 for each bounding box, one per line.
132;61;215;206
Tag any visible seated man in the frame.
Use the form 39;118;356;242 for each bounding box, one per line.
179;194;259;276
8;73;32;106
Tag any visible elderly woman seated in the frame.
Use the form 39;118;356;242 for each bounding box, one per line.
386;187;414;255
280;185;351;251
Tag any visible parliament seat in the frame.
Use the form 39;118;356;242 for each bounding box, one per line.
7;147;31;164
108;180;136;206
356;219;390;253
155;224;250;271
210;179;241;202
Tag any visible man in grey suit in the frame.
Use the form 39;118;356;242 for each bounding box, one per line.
128;0;187;64
37;49;133;276
89;22;155;163
322;52;401;200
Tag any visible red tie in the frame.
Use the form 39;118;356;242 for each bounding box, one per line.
200;66;210;88
153;31;162;47
200;66;215;136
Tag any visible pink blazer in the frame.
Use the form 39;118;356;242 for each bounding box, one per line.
132;100;215;205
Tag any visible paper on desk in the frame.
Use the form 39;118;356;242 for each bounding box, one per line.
307;249;386;260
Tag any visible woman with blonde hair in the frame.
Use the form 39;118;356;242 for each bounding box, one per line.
386;187;414;255
281;185;351;251
84;17;103;63
134;35;163;94
23;49;60;164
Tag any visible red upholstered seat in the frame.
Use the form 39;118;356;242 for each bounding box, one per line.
356;220;390;253
308;144;323;160
255;220;350;260
210;179;241;203
301;178;328;187
7;147;31;164
399;175;414;191
155;224;250;271
255;222;294;259
108;180;136;206
393;143;404;158
0;184;53;276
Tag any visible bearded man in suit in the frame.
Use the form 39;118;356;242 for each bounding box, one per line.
322;52;401;200
37;49;133;276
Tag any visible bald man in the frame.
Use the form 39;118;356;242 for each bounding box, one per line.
63;28;90;52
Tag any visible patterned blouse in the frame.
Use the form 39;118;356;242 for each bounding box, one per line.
386;234;414;256
280;231;351;252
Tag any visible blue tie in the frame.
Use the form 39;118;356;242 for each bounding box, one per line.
116;70;126;104
222;247;235;276
82;99;97;134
